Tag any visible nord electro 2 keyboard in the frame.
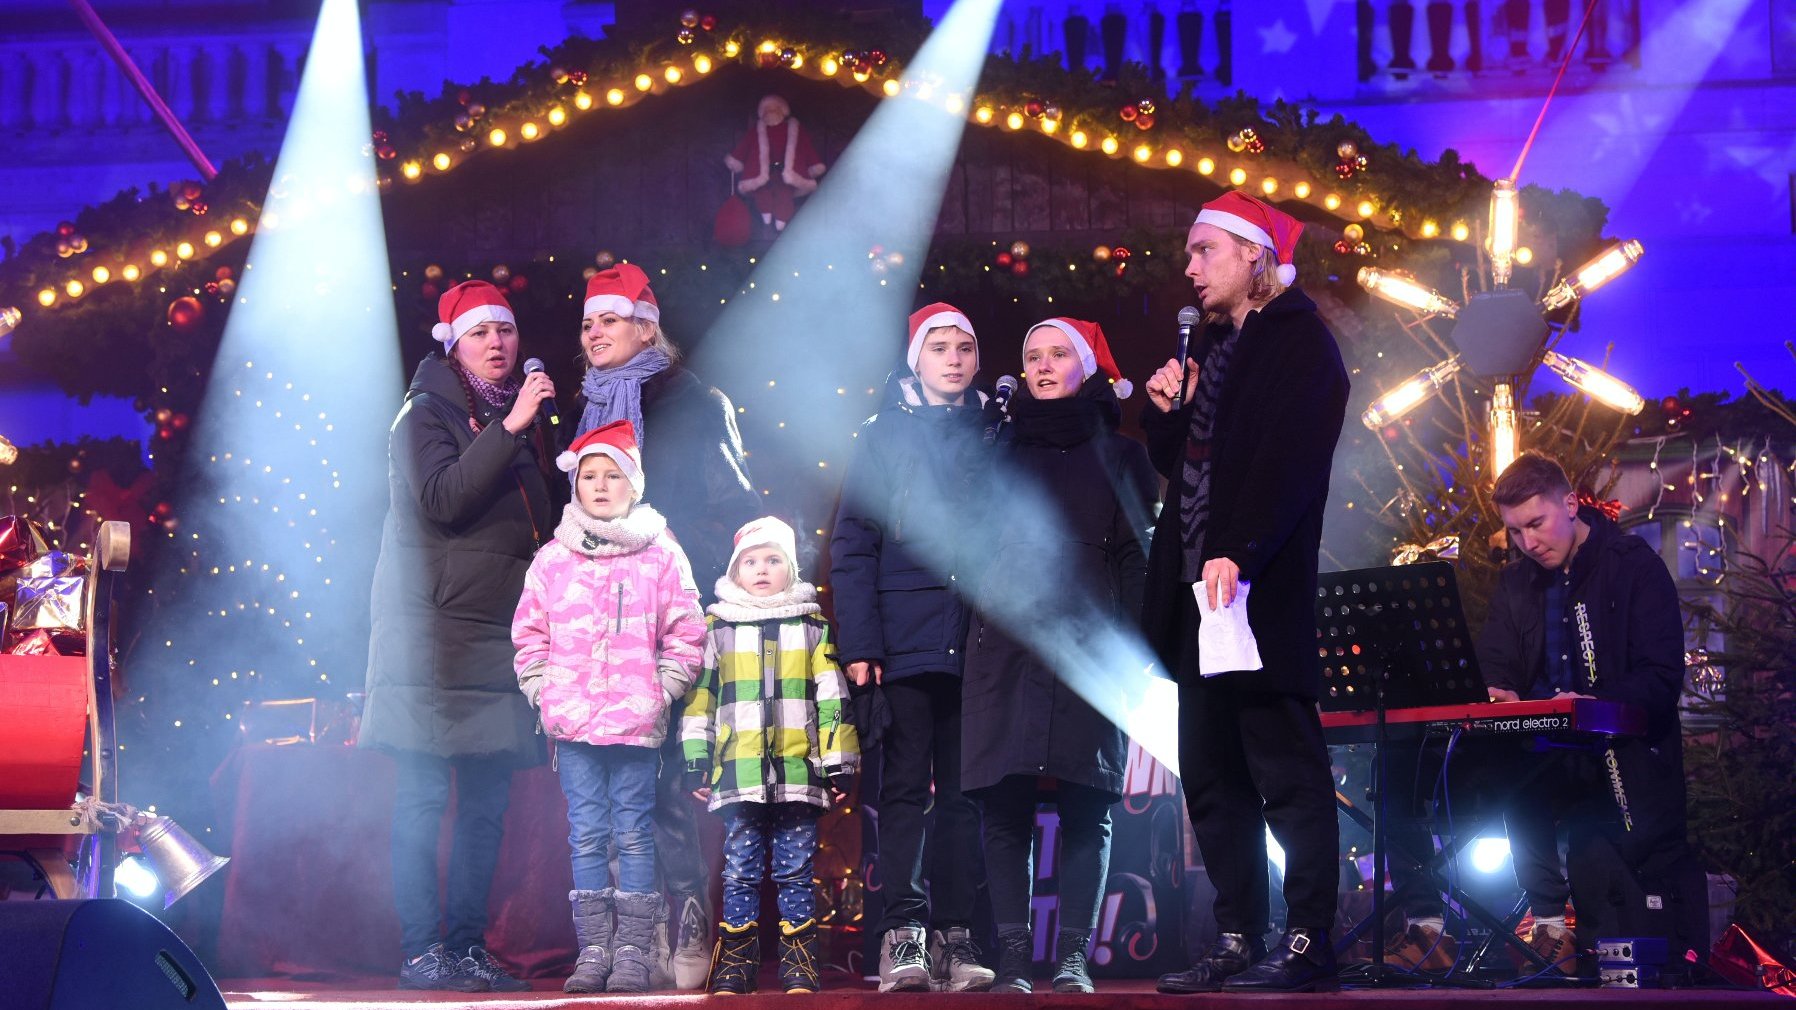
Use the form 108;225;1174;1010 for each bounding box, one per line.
1321;697;1645;744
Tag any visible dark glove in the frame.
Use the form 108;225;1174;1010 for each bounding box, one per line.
683;760;711;793
827;769;856;799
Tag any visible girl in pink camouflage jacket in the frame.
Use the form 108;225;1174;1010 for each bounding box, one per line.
511;419;705;995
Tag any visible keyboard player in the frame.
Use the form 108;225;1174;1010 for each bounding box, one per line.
1473;451;1699;975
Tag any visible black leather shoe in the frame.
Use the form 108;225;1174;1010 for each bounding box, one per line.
1156;932;1265;994
1223;928;1338;993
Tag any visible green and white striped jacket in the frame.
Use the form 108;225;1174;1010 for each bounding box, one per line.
680;580;859;811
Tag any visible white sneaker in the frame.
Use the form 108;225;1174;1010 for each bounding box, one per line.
878;926;931;992
669;894;710;990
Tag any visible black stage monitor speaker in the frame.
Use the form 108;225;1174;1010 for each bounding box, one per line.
0;899;226;1010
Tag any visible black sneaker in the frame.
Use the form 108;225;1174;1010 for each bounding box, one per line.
462;945;530;992
398;943;489;992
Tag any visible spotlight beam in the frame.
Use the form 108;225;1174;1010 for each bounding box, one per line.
690;1;1182;774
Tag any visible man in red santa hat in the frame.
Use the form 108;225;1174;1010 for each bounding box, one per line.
1140;191;1351;993
724;94;826;233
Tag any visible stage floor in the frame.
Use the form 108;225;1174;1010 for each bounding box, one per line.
219;978;1787;1009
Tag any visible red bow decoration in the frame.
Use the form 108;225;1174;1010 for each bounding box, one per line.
1577;491;1623;521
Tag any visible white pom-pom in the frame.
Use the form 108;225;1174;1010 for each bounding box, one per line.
431;321;455;345
1112;378;1134;399
556;450;578;472
1276;262;1297;287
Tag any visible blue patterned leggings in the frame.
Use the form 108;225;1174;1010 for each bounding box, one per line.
721;802;820;927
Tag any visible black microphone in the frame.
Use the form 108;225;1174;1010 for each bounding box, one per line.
984;374;1018;444
522;357;559;428
1172;306;1201;410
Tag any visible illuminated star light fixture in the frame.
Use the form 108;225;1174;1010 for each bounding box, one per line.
1357;177;1648;482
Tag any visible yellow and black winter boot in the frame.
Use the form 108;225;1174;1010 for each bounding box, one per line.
778;918;822;993
707;921;760;995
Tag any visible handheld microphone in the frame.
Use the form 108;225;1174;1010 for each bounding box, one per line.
522;357;559;428
1172;306;1201;410
984;375;1018;444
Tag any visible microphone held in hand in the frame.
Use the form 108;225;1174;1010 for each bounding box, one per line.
984;374;1018;444
522;357;559;428
1173;306;1201;410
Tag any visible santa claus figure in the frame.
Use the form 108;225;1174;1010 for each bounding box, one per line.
724;95;826;232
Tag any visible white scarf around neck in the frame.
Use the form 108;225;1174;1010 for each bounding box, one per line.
708;574;821;623
554;501;667;556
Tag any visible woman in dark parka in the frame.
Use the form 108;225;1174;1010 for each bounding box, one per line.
359;280;555;993
960;318;1157;995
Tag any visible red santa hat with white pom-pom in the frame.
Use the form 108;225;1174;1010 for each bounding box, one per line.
556;419;645;496
431;280;515;350
1025;317;1133;399
583;263;661;323
1194;191;1304;287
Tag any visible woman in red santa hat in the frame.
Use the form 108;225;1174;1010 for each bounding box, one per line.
359;280;556;993
571;261;759;988
959;317;1158;995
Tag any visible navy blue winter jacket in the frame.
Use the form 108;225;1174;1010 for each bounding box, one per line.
829;372;993;681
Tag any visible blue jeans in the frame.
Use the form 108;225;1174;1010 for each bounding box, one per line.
390;753;513;958
721;802;819;927
557;741;658;893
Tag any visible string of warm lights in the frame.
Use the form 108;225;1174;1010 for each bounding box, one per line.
14;15;1509;324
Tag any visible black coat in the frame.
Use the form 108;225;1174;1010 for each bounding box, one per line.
359;356;553;765
1478;506;1689;868
601;366;757;596
961;378;1158;798
1141;287;1350;698
829;372;993;681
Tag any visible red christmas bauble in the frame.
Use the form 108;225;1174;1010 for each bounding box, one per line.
57;220;76;236
995;251;1013;268
1135;112;1155;130
458;88;472;105
869;50;888;66
1024;99;1045;118
190;201;208;216
170;413;189;430
1011;260;1030;277
1113;263;1128;278
204;281;220;296
568;70;588;86
1660;396;1680;415
1119;104;1139;122
700;14;717;31
1111;246;1132;261
421;282;440;299
167;296;204;331
508;275;528;293
180;181;204;202
372;129;389;144
152;501;173;519
215;265;234;281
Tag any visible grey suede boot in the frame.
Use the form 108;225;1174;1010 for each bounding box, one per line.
607;890;665;993
564;888;614;994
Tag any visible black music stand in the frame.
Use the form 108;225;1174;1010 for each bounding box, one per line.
1316;562;1484;985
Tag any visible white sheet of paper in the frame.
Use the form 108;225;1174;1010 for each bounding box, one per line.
1195;580;1263;677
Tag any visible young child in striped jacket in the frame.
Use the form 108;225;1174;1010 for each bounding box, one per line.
680;517;859;995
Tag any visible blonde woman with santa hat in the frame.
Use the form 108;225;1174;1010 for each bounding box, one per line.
958;317;1157;995
359;280;556;993
829;302;996;993
571;261;758;989
511;419;706;995
1142;191;1350;994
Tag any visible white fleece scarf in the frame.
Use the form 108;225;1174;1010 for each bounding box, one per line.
708;575;821;623
553;502;667;557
